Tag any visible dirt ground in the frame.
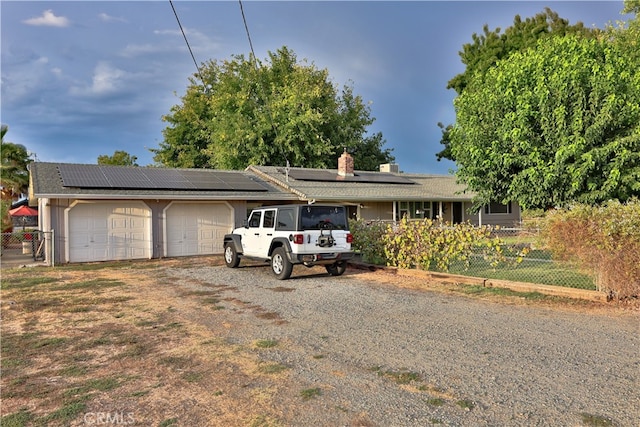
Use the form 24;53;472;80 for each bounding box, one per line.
1;256;635;426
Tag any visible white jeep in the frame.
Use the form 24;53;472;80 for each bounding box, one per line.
223;204;354;280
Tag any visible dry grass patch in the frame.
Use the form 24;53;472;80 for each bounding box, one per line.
350;267;638;314
0;259;300;426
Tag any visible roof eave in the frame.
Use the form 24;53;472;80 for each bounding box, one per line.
32;193;298;201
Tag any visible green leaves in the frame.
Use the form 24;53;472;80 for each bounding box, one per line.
1;128;31;198
97;150;138;166
451;21;640;209
152;46;394;170
380;217;509;272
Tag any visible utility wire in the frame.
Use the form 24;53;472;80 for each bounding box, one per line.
238;0;289;171
169;0;205;88
238;0;258;64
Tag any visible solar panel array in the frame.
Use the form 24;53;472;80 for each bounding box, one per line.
58;164;268;191
284;169;415;185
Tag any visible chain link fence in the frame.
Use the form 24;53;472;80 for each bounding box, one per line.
1;230;54;267
434;228;595;290
350;221;596;291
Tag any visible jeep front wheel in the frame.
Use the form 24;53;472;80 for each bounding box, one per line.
326;261;347;276
224;243;240;268
271;247;293;280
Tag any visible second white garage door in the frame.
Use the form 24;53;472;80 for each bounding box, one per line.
164;202;233;257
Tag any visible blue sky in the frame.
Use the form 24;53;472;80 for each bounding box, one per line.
1;1;630;174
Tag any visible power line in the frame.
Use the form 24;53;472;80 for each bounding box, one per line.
238;0;258;65
238;0;289;170
169;0;205;87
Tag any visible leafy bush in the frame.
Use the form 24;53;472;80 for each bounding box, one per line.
381;217;510;272
349;219;388;265
541;199;640;299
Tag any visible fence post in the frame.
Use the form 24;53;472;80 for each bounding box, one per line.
51;229;55;267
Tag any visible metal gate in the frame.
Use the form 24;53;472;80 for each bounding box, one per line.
1;230;54;267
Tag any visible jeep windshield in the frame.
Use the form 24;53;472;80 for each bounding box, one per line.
299;206;348;230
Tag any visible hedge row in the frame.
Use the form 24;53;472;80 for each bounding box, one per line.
350;198;639;300
541;199;640;299
349;218;526;273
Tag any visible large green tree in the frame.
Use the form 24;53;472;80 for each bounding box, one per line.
449;17;640;209
97;150;138;166
438;8;598;161
152;46;394;171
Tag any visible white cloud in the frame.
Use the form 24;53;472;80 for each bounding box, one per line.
120;43;167;58
154;29;181;37
99;13;126;23
155;27;222;55
120;27;221;59
23;10;70;27
70;62;126;96
0;54;57;106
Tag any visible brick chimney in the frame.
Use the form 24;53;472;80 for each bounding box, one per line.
338;149;354;177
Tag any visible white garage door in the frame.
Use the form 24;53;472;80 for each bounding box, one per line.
164;202;232;257
67;201;152;263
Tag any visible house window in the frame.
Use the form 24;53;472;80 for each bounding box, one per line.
398;201;432;220
485;202;512;214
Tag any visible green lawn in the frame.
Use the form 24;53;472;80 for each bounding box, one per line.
433;252;595;290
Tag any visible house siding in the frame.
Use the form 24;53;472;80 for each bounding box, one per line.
465;202;522;228
358;202;392;222
43;197;249;264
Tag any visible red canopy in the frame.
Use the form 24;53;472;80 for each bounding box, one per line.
9;205;38;216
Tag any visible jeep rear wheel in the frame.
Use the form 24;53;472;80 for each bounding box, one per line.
224;243;240;268
326;261;347;276
271;247;293;280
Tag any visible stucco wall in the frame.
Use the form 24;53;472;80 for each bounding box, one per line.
44;198;247;264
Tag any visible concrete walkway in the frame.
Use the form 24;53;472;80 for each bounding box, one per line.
1;250;48;269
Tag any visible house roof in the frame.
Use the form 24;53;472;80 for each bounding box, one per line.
248;165;473;202
29;162;298;201
29;162;472;203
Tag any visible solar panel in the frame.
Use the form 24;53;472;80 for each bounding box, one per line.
101;167;156;188
58;164;110;187
147;169;196;189
57;164;268;191
179;171;232;191
285;169;415;185
353;171;416;184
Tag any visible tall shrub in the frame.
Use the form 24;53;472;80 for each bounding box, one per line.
348;219;388;265
382;217;507;272
541;199;640;299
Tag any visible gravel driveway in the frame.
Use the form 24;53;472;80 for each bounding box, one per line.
166;263;639;426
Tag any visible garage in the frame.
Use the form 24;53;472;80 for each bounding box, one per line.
66;201;152;263
164;202;233;257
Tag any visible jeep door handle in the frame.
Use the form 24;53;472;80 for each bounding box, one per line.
254;233;260;236
266;233;273;236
